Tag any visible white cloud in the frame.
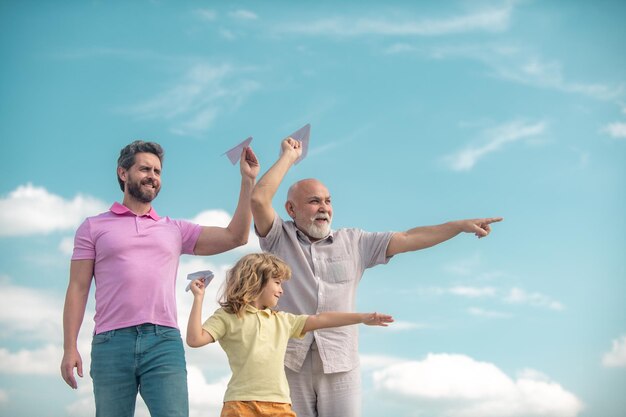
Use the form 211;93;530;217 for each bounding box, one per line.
602;122;626;138
384;43;417;54
0;344;62;375
0;389;8;404
127;63;260;136
59;236;74;255
504;287;564;311
0;279;67;341
411;283;563;314
385;320;429;332
278;4;514;37
468;307;511;319
195;9;217;21
427;44;623;101
219;29;237;41
189;209;261;253
602;335;626;368
0;183;107;237
229;9;258;21
450;286;497;298
443;120;546;171
360;353;405;371
187;366;228;417
498;57;624;100
372;353;584;417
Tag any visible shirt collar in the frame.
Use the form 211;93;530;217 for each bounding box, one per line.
110;202;161;220
295;227;334;244
245;304;273;317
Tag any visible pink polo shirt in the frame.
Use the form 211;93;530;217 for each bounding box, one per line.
72;202;202;334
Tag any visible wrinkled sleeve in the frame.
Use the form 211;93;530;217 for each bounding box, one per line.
358;230;395;269
174;219;202;255
284;312;309;340
202;309;228;341
257;213;282;252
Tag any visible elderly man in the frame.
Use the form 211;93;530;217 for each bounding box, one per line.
251;138;502;417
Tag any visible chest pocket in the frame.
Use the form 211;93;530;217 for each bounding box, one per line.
320;255;352;284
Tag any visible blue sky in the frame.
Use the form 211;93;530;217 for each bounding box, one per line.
1;1;625;416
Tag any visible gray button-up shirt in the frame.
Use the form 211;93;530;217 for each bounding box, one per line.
258;215;394;373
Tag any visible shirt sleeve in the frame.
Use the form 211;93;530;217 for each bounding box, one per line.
358;230;395;269
257;213;283;252
173;219;202;255
71;219;95;260
283;312;309;340
202;308;228;341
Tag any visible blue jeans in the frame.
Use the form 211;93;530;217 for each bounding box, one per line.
90;324;189;417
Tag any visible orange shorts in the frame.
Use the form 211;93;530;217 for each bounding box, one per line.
220;401;296;417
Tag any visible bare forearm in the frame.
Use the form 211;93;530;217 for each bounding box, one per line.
303;312;366;333
251;153;297;236
387;217;503;257
62;286;90;351
252;154;295;207
387;221;463;256
187;296;210;347
226;176;256;245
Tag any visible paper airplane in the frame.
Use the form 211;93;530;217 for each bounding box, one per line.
286;124;310;164
223;137;253;165
185;270;215;292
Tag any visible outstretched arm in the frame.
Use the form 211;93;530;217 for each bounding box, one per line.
186;279;215;347
302;312;393;334
60;259;94;389
251;138;302;237
194;147;260;255
386;217;503;257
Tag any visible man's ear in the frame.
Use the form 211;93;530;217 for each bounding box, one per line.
117;167;127;187
285;201;296;219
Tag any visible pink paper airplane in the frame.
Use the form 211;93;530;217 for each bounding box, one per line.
223;136;253;165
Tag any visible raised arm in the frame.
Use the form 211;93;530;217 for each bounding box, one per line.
251;138;302;237
194;147;260;255
302;311;393;334
186;279;215;347
386;217;503;257
60;259;94;389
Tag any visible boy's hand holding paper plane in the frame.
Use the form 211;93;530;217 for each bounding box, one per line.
185;270;214;292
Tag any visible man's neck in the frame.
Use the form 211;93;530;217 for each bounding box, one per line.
122;196;152;216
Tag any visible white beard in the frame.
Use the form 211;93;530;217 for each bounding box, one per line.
306;215;332;239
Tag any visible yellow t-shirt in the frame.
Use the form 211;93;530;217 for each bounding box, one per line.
202;305;308;403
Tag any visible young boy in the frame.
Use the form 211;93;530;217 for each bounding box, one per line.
187;253;393;417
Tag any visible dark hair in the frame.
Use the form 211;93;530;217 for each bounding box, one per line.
116;140;164;191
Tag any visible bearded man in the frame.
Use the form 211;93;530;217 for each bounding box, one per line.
61;140;259;417
250;137;502;417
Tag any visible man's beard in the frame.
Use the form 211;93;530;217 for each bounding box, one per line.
127;177;160;203
306;214;332;239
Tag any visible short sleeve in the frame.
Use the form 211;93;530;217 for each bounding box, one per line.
172;219;202;255
282;312;308;340
257;214;282;252
202;308;228;341
358;230;394;269
71;219;95;260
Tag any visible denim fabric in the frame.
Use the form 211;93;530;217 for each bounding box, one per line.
90;324;188;417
